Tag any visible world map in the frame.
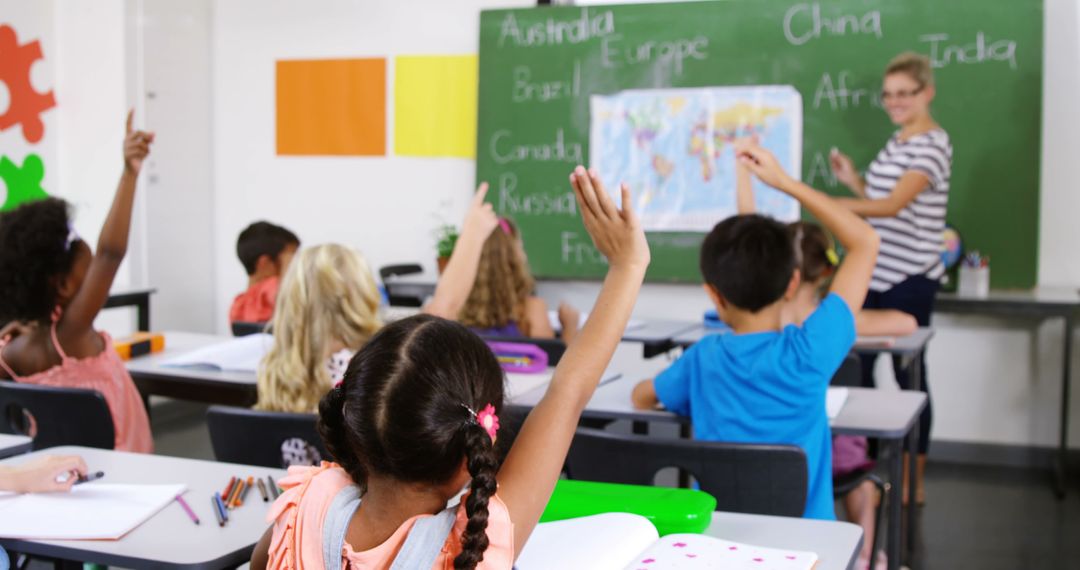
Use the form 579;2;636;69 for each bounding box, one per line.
589;86;803;232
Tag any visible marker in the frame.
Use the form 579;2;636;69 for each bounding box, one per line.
74;471;105;485
175;494;200;525
257;478;269;502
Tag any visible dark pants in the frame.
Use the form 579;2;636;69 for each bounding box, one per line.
860;275;938;453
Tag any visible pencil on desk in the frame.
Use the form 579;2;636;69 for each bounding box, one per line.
222;476;236;499
257;478;269;502
237;476;254;507
212;493;226;527
229;479;246;509
267;475;280;499
176;494;200;525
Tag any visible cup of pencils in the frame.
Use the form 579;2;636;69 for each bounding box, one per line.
958;251;990;298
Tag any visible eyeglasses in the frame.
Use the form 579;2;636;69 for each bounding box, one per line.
880;86;925;102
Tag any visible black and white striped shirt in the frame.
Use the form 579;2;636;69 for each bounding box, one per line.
864;129;952;292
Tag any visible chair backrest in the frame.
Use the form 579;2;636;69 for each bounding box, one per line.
378;263;423;281
565;428;808;517
0;382;115;450
231;321;268;337
830;353;862;387
477;335;567;365
206;405;329;468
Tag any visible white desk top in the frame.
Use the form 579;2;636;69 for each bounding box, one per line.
126;331;257;386
0;446;284;569
937;285;1080;307
707;511;862;570
621;319;701;344
675;325;935;357
0;433;32;459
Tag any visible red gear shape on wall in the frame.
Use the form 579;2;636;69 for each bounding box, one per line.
0;25;56;144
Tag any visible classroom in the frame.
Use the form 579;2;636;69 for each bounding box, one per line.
0;0;1076;569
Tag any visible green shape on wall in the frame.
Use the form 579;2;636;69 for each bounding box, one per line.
0;153;48;212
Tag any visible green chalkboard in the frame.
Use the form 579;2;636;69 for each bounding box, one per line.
477;0;1043;286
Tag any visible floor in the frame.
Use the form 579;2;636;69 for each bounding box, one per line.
30;399;1080;569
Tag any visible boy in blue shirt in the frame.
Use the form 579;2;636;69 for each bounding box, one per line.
632;142;880;519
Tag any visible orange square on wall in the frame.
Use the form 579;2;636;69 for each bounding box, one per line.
276;58;386;156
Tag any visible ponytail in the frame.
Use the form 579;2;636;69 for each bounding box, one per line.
452;424;499;570
317;385;367;487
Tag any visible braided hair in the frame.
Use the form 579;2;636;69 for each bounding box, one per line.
316;314;504;569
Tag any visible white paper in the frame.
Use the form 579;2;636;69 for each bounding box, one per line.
516;513;660;570
505;372;554;400
161;333;273;372
548;310;645;332
0;483;186;539
826;387;849;420
626;533;818;570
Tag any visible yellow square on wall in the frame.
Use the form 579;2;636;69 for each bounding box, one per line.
276;58;387;156
394;55;478;158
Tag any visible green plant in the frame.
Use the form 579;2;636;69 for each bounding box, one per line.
435;224;459;258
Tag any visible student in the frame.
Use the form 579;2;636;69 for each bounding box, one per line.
255;184;501;418
736;162;898;570
255;244;383;414
632;142;880;522
0;454;89;570
250;167;649;569
230;221;300;324
456;217;581;344
0;112;154;454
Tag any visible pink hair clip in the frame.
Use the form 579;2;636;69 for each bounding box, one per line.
497;218;512;236
463;403;500;441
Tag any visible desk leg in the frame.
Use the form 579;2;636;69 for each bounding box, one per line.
906;421;920;559
632;421;649;435
1056;314;1073;499
886;439;902;570
136;294;150;331
678;423;692;488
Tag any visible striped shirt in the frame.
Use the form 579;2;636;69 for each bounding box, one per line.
864;129;952;292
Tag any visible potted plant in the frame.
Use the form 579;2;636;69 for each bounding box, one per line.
435;223;459;274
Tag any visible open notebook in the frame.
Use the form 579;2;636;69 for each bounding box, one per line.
162;333;273;372
0;483;186;539
516;513;817;570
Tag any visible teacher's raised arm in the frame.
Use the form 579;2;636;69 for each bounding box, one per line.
831;52;953;506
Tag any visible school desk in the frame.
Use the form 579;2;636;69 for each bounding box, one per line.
508;368;926;570
0;446;284;569
0;434;32;459
935;286;1080;498
126;332;257;407
622;319;701;358
105;288;157;331
707;512;863;570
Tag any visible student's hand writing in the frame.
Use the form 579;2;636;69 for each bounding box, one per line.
7;455;88;493
461;182;499;239
735;143;795;192
829;148;860;190
124;110;155;176
569;166;649;270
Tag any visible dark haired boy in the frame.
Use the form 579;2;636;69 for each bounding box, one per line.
632;143;879;519
230;221;300;323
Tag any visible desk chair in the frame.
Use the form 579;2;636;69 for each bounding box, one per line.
231;321;268;337
206;406;328;468
565;428;808;517
0;382;114;450
831;352;887;557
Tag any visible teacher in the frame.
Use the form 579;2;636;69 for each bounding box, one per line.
829;52;952;505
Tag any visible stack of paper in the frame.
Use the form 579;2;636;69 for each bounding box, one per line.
0;483;186;539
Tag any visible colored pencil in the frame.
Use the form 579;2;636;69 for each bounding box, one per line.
257;478;269;502
176;494;200;525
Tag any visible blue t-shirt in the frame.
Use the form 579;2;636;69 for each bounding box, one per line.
654;293;856;520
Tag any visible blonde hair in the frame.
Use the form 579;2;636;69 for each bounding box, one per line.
256;244;383;413
885;52;934;88
459;219;536;331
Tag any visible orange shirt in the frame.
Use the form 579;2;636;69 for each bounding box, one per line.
230;276;279;323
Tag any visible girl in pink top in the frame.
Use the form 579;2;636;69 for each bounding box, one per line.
0;111;154;454
250;168;651;569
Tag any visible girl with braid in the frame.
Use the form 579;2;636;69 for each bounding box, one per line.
250;167;649;569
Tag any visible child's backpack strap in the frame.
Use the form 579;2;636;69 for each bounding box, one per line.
323;485;362;567
322;484;458;570
389;507;457;570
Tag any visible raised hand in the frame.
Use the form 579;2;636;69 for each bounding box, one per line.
461;182;499;239
569;166;649;270
829;148;861;190
734;142;795;192
124;110;155;176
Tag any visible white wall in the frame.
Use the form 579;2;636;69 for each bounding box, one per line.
204;0;1080;450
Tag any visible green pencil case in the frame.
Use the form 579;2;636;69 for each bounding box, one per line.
540;479;717;536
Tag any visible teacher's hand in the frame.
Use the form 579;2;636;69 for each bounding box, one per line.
829;148;861;191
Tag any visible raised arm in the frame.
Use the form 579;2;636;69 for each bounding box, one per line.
498;167;649;557
830;148;867;198
423;183;498;320
735;153;756;215
836;171;930;217
737;144;879;314
60;111;153;335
